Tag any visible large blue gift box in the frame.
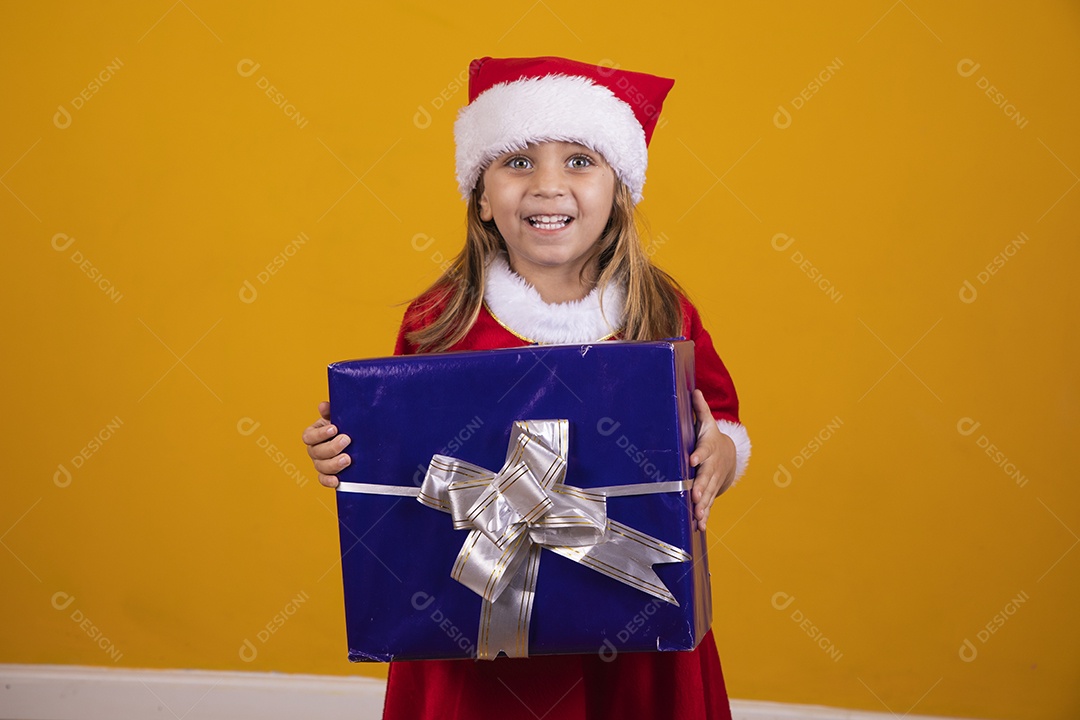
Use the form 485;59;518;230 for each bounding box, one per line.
328;340;712;662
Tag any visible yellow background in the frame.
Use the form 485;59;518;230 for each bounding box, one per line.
2;2;1078;719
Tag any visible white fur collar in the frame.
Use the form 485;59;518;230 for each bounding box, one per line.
483;254;626;344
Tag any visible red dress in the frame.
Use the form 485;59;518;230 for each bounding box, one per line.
382;292;741;720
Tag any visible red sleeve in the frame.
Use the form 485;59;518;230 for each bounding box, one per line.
393;313;417;356
680;296;740;424
393;288;452;356
680;295;752;481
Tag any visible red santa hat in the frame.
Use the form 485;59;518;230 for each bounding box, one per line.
454;56;675;204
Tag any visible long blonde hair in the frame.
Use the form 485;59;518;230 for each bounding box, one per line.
405;179;685;353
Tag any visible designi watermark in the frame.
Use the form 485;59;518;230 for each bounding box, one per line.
774;416;843;488
410;233;455;275
239;590;310;662
959;231;1028;303
598;597;667;662
773;58;843;129
957;59;1029;130
238;417;312;488
772;233;842;303
644;231;669;258
772;591;843;662
411;591;477;656
957;417;1028;488
412;64;480;130
959;590;1029;662
597;417;671;484
237;59;309;129
51;233;123;304
411;416;484;485
53;57;124;129
239;231;311;303
597;59;669;133
54;416;123;488
52;591;123;662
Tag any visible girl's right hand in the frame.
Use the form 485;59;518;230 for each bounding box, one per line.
302;401;351;488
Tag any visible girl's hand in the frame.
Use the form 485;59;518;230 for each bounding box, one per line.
301;401;351;488
688;389;736;531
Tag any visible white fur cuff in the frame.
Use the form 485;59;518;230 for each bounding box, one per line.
717;419;751;485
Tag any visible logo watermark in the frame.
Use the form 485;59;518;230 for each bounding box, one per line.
237;417;311;488
772;591;843;662
596;417;670;483
53;57;124;129
410;233;455;275
957;59;1029;130
239;590;310;662
644;231;669;258
956;418;1028;487
958;231;1028;303
51;591;123;662
411;416;484;485
773;58;843;129
411;591;477;656
959;590;1029;661
772;233;843;304
51;233;123;304
53;415;124;488
598;597;666;662
237;59;309;129
597;59;670;132
239;231;311;303
412;64;481;130
774;416;843;487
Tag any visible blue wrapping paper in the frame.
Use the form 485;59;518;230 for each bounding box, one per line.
328;340;712;661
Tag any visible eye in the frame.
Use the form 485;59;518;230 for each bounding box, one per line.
506;156;531;170
568;155;593;169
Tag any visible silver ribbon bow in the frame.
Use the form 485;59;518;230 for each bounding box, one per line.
418;419;692;659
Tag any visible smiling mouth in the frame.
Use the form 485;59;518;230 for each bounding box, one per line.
526;214;573;230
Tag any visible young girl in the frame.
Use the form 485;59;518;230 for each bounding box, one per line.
303;55;751;720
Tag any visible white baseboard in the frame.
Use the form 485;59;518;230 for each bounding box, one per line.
0;665;385;720
0;664;979;720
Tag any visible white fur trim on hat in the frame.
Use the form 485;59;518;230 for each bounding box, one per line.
483;253;626;344
456;74;649;204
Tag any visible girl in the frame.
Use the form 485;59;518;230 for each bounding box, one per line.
303;55;751;720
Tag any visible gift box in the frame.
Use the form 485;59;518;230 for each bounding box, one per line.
328;340;712;662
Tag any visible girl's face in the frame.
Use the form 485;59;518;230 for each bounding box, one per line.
479;140;616;281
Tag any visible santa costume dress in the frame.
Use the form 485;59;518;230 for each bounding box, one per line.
380;254;751;720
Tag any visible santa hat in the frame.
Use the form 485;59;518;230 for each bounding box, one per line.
454;56;675;204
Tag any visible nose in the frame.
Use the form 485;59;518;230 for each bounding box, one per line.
529;161;567;197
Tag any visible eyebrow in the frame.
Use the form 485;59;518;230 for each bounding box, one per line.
492;144;603;167
511;142;593;154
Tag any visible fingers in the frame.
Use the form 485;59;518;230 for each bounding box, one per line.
692;468;723;525
301;418;334;447
307;431;351;460
688;411;737;532
309;438;351;481
691;389;713;431
310;438;351;465
303;401;351;489
691;454;736;531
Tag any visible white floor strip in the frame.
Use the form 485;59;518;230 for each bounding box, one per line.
0;665;384;720
0;664;978;720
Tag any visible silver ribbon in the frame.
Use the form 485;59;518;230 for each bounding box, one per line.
416;419;692;659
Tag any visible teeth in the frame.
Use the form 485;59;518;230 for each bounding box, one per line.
528;214;572;230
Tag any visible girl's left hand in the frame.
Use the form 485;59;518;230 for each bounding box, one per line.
688;389;737;532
